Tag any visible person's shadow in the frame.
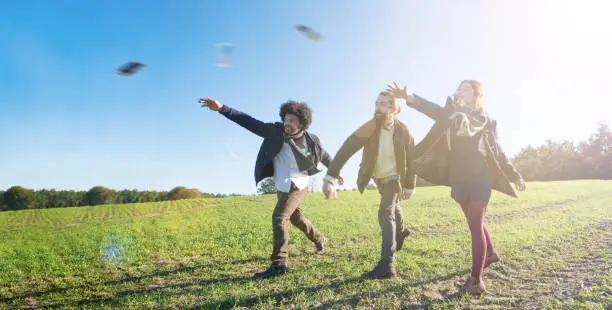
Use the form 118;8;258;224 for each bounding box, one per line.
2;256;264;308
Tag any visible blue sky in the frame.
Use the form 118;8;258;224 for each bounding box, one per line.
1;0;611;194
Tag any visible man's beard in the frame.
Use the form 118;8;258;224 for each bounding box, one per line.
375;112;393;121
285;127;303;138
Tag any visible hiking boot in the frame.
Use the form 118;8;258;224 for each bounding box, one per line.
363;261;396;279
461;276;486;295
253;265;288;279
396;228;411;251
484;251;500;269
315;237;327;255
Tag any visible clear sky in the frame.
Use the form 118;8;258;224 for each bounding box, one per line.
1;0;611;194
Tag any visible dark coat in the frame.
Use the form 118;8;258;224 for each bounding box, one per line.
410;96;522;197
219;105;332;185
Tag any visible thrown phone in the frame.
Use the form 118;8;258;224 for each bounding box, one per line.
117;61;145;76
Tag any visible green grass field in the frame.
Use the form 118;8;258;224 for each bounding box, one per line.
1;180;611;309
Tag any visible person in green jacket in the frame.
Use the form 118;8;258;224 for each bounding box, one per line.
322;91;417;279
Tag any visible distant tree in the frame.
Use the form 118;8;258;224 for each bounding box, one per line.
74;191;88;207
580;123;612;179
0;190;6;210
537;140;582;181
157;191;169;202
85;186;116;206
199;192;214;198
257;178;277;195
168;186;201;200
129;189;141;203
4;186;35;210
513;145;542;181
35;189;52;209
140;191;157;203
512;123;612;181
115;189;141;204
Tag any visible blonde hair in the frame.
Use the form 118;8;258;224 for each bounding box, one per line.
394;99;402;114
458;80;483;110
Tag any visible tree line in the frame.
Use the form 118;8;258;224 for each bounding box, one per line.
513;123;612;181
0;186;241;211
3;123;610;211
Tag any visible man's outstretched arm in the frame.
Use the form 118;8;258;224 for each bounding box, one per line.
200;98;278;138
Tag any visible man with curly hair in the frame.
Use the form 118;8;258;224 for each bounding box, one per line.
199;97;343;278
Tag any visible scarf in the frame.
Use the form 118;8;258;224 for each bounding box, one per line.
445;100;489;154
284;131;317;172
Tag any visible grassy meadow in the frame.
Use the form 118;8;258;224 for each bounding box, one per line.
0;180;611;309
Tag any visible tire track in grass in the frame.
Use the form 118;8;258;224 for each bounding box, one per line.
410;192;612;238
103;206;110;220
407;221;612;309
304;222;611;310
38;209;53;227
78;207;90;223
484;221;611;309
23;210;35;226
158;202;168;215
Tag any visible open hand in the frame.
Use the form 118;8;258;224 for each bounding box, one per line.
199;98;224;111
386;81;408;99
385;81;417;106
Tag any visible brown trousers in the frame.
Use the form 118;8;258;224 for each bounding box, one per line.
376;180;405;264
271;185;324;266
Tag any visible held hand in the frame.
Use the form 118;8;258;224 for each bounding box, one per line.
322;182;337;199
401;188;415;200
515;179;526;192
199;98;224;111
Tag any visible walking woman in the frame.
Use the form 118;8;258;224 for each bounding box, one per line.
387;80;526;294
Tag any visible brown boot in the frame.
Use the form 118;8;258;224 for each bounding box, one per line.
315;237;327;255
396;228;411;252
363;261;396;279
253;264;289;279
461;276;486;294
484;251;500;269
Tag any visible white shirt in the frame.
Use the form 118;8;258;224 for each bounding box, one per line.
373;123;398;179
273;140;310;193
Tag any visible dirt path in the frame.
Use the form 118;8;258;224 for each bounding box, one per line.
415;221;612;309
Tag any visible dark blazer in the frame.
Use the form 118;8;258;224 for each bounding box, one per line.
219;105;332;185
326;118;417;193
410;95;523;197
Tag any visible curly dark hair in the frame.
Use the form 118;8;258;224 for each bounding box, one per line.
279;100;312;130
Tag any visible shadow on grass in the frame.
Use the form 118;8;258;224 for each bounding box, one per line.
0;256;267;305
36;274;255;309
12;253;470;309
193;275;366;310
189;265;472;309
309;268;471;309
